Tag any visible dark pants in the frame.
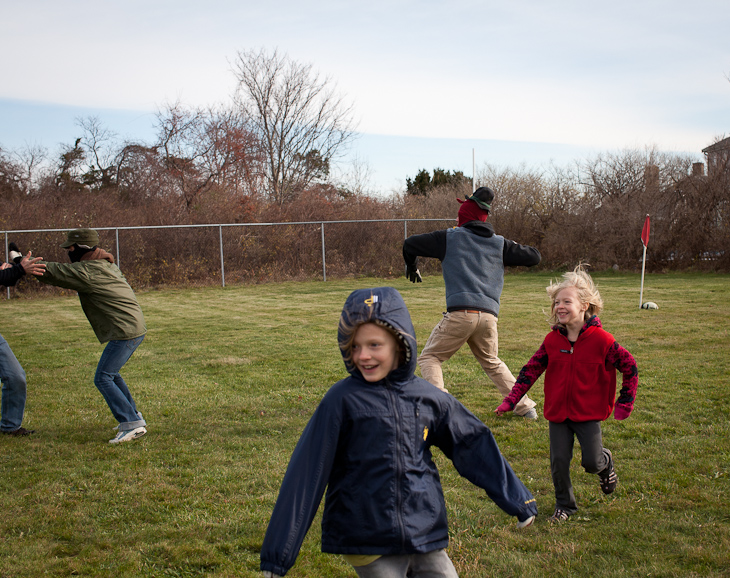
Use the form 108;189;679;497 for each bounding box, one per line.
549;420;610;514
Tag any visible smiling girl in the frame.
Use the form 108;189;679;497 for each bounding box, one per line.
494;265;639;523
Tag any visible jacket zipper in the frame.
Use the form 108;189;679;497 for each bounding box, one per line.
562;334;576;412
386;380;407;549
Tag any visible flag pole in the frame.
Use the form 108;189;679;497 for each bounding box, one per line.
639;243;647;308
472;148;475;192
639;214;650;308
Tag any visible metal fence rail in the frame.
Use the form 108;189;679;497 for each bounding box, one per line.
3;218;452;298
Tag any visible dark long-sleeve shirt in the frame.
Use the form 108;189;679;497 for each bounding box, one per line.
0;262;25;287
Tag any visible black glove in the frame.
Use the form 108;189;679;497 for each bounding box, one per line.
8;242;22;264
406;265;422;283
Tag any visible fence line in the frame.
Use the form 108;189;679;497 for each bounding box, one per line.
3;218;452;297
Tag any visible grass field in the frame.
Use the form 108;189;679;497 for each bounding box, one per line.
1;271;729;577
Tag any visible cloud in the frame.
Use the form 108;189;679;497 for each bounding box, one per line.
1;0;727;162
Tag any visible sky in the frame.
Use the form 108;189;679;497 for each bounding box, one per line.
1;0;729;193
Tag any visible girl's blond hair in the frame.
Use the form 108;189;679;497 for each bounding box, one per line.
546;263;603;326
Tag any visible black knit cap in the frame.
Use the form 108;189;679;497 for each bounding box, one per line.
465;187;494;211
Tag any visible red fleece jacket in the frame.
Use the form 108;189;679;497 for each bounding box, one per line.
503;316;638;422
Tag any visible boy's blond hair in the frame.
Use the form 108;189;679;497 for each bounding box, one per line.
338;315;410;371
546;264;603;326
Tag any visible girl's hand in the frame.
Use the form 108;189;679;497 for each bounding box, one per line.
494;401;512;416
614;405;631;420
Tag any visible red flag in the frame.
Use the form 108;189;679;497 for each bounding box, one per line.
641;215;650;247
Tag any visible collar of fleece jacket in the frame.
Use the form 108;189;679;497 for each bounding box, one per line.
338;287;417;384
554;314;602;337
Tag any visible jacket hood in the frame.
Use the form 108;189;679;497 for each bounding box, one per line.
338;287;417;383
462;220;495;238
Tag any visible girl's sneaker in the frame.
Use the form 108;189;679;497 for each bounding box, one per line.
549;508;570;523
599;449;618;494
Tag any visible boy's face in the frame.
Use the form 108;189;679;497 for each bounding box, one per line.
553;286;589;329
352;323;400;383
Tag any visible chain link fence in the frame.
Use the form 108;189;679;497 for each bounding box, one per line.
3;219;453;298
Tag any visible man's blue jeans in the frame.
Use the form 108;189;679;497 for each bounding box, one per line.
0;333;27;432
94;335;146;432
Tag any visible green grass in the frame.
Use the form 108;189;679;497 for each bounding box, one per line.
1;271;729;577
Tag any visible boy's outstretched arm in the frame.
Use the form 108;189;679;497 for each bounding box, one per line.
435;400;538;524
260;400;341;577
402;230;447;282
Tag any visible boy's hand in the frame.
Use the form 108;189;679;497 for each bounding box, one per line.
262;572;283;578
494;401;513;416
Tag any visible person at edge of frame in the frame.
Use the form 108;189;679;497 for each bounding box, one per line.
0;243;46;436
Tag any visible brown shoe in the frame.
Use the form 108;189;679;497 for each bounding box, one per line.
1;427;35;436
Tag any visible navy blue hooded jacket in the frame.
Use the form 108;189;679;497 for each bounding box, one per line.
260;287;537;576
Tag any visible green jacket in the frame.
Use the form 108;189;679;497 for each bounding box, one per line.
38;259;146;343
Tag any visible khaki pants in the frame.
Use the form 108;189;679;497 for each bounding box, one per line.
417;310;536;416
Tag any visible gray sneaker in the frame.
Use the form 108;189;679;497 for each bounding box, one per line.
521;408;538;420
516;515;535;529
109;426;147;444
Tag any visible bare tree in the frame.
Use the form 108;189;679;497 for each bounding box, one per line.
0;147;24;199
0;144;49;196
77;116;119;189
334;154;374;197
232;48;357;204
154;101;263;211
198;105;264;198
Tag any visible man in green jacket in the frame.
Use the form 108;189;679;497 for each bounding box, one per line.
37;229;148;444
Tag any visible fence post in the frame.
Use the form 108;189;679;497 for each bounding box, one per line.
403;220;408;277
219;225;225;288
115;229;120;268
321;222;327;282
4;233;8;300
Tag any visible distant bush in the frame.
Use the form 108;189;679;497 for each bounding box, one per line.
2;146;728;296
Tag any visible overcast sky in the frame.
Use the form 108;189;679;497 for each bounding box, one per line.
2;0;728;192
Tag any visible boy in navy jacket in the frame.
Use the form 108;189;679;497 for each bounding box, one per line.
260;287;537;577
